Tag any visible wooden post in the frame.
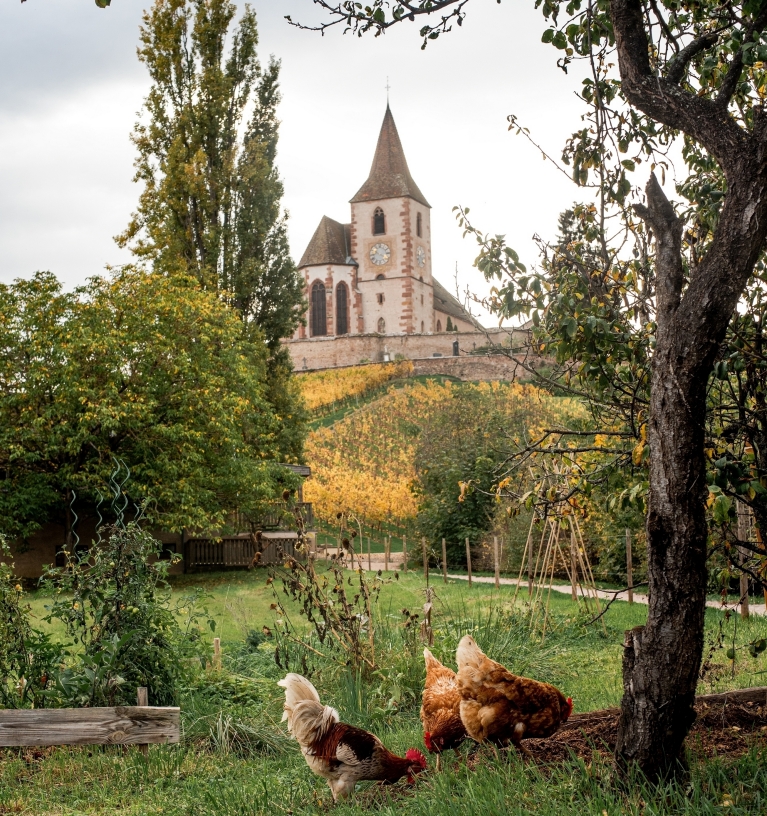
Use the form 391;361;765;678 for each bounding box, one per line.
384;536;390;572
528;527;534;597
570;526;577;602
756;525;767;606
442;538;448;584
737;504;750;619
422;537;429;584
367;536;371;571
493;536;500;589
626;529;634;605
402;535;407;572
465;537;472;588
213;637;221;671
137;686;148;757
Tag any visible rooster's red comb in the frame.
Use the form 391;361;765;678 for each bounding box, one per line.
405;748;427;767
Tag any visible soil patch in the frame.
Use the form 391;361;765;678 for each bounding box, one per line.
525;701;767;763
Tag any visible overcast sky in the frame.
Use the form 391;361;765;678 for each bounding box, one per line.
0;0;597;325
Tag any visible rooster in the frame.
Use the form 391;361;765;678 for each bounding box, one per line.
455;635;572;754
278;672;427;801
420;648;467;768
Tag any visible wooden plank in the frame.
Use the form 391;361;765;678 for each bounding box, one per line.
697;686;767;706
0;706;180;747
560;687;767;732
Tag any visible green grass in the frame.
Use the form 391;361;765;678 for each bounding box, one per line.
7;569;767;815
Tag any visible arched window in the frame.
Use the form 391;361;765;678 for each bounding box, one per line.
336;282;349;335
377;317;386;333
436;319;442;332
310;281;327;337
416;212;422;238
373;207;385;235
375;274;385;280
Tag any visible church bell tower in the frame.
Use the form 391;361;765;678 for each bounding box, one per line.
349;105;433;335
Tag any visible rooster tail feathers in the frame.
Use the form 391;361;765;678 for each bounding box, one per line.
286;699;340;746
278;672;322;722
455;635;486;670
277;672;339;742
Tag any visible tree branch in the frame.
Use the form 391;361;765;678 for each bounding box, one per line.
610;0;747;170
633;173;683;320
666;32;718;84
716;6;767;109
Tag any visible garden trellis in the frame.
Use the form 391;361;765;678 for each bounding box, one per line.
513;464;606;638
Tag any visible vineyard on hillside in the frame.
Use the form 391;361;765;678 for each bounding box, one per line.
297;360;413;413
303;377;587;531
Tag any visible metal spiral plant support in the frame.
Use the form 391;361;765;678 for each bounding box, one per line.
94;489;105;546
69;490;80;553
109;458;131;530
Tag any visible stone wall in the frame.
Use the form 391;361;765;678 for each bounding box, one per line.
411;353;531;381
288;327;526;371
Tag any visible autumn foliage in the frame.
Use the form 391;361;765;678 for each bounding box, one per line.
298;360;413;413
304;377;584;528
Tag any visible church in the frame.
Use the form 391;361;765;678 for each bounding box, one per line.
288;105;483;370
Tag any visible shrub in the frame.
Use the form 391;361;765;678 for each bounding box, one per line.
41;522;214;706
0;537;60;708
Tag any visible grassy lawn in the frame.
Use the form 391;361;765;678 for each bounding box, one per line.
6;568;767;815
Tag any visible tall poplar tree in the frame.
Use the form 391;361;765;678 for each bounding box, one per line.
118;0;306;458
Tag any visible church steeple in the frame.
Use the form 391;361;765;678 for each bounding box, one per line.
350;105;430;208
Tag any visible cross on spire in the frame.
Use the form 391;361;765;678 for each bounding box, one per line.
385;76;391;104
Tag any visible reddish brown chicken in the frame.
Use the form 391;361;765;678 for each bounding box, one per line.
278;673;427;801
455;635;572;754
420;648;467;767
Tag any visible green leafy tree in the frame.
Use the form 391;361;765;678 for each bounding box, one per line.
118;0;306;458
300;0;767;778
0;268;293;542
414;389;506;564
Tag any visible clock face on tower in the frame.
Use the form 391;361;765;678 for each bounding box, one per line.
416;246;426;268
370;242;391;266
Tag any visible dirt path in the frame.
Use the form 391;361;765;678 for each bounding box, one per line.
317;549;766;617
444;572;767;617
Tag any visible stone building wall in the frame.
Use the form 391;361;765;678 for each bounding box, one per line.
288;327;526;371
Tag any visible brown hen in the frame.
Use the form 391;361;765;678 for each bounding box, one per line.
455;635;572;754
420;648;467;767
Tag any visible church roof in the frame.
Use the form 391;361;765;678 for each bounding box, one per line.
433;278;484;330
350;105;430;208
298;215;356;268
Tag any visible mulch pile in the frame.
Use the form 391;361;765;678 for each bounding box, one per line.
525;700;767;763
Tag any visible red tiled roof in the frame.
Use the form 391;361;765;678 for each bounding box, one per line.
350;105;430;208
298;216;354;267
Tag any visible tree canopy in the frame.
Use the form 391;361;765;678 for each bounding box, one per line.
0;268;293;541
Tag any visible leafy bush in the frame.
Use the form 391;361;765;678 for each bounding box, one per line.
41;522;214;706
0;537;60;708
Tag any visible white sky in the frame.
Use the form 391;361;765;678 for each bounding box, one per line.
0;0;597;326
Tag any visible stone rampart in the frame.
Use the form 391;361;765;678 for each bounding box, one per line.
287;327;526;371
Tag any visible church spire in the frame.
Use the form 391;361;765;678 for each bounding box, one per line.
350;106;430;208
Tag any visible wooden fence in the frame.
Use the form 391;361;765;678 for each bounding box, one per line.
184;532;302;571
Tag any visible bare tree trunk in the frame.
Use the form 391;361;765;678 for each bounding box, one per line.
616;177;709;775
608;0;767;779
